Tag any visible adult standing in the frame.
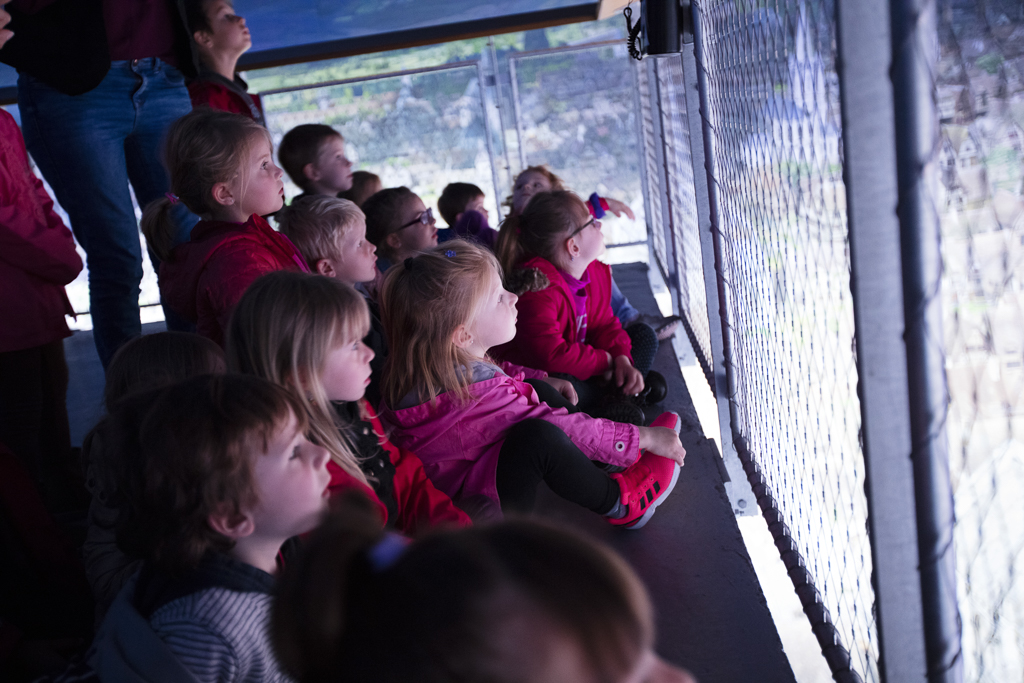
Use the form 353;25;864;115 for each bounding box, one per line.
1;0;197;368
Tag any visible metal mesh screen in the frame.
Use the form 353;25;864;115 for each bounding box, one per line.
635;60;669;271
693;0;878;677
655;56;715;388
936;2;1024;680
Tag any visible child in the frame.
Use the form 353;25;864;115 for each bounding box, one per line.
82;332;225;618
226;271;470;534
377;240;685;527
437;181;497;249
495;191;665;422
509;165;681;343
362;186;439;273
73;374;330;682
183;0;265;125
278;123;354;201
272;497;697;683
142;109;307;348
276;195;387;406
339;170;383;207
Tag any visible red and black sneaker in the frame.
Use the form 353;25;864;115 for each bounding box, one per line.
607;412;682;529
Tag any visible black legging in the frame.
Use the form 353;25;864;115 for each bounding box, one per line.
495;418;620;515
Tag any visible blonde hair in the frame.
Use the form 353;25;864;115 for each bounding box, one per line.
496;190;589;275
503;165;566;213
226;270;371;484
141;109;271;261
380;240;497;409
277;196;366;270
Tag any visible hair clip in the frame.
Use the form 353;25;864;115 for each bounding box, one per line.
165;192;180;204
404;257;416;271
366;533;409;573
444;249;456;258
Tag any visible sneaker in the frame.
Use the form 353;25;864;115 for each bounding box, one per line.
607;412;682;529
597;398;646;426
637;370;668;405
639;314;682;341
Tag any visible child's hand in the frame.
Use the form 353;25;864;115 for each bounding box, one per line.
604;197;636;221
0;4;13;50
541;377;578;405
613;355;644;396
638;426;686;466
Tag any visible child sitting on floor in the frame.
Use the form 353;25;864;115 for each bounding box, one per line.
362;186;439;274
183;0;265;125
437;181;497;249
377;240;684;527
272;497;697;683
227;271;470;534
495;191;665;425
278;123;354;201
276;195;387;406
62;374;330;682
142;109;307;348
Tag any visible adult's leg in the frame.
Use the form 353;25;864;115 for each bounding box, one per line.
19;68;143;368
495;419;619;515
122;58;197;332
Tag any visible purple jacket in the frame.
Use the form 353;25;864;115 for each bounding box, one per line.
378;362;640;518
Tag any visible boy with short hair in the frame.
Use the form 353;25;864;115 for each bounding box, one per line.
69;375;330;683
436;181;498;250
278;124;354;201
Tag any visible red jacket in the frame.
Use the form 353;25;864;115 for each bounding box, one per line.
160;214;308;347
495;256;631;380
325;399;472;534
0;109;82;353
188;74;265;125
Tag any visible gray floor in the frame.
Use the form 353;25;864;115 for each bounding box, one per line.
63;264;794;682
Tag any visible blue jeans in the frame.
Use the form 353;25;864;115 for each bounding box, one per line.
611;276;640;327
18;59;195;367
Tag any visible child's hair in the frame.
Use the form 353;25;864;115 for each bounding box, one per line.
104;332;225;412
339;171;382;207
379;240;497;408
226;270;370;485
278;124;343;191
276;196;365;270
361;186;417;259
496;190;589;274
181;0;214;34
106;374;307;574
503;164;566;211
438;182;484;227
141;109;271;259
272;496;653;683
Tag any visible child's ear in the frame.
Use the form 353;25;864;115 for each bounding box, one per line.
451;324;474;350
193;30;213;51
208;504;255;541
315;259;337;278
385;232;403;253
211;181;236;207
454;211;464;223
302;162;320;183
565;236;580;261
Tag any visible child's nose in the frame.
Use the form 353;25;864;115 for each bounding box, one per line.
508;291;518;305
311;444;329;469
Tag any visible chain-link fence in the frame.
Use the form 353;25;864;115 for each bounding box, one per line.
691;0;878;678
936;1;1024;680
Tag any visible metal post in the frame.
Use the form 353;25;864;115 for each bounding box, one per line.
488;36;514;206
889;0;962;679
835;0;929;679
476;61;505;226
679;4;755;515
507;57;528;171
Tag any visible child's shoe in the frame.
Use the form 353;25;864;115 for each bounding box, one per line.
607;412;682;529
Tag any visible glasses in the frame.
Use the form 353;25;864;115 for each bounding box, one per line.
396;207;435;232
569;217;597;238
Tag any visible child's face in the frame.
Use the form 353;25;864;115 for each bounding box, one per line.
569;212;606;266
321;336;375;402
198;0;250;57
392;195;439;255
512;170;552;215
237;136;285;218
329;218;377;285
248;411;331;542
463;265;518;356
464;194;489;222
310;137;354;194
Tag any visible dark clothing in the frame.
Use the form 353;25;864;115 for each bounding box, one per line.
436;210;498;250
363;296;387;410
188;68;265;126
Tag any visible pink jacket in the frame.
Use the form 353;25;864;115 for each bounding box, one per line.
0;110;82;353
495;256;632;380
378;362;639;518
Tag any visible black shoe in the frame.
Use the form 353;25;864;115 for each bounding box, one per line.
597;399;646;426
639;370;668;405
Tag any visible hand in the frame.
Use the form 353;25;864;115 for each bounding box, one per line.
0;4;12;50
540;376;578;405
638;426;686;467
613;355;644;396
604;197;635;221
